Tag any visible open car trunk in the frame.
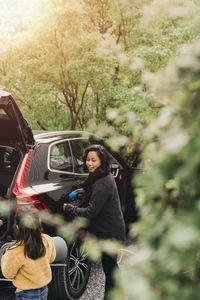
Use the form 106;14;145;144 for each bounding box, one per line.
0;144;24;242
0;90;35;243
0;91;34;147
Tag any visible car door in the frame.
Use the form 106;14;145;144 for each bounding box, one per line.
108;153;139;226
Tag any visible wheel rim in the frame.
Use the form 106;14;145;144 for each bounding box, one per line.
67;242;90;292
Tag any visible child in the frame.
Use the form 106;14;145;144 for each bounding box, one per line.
1;206;56;300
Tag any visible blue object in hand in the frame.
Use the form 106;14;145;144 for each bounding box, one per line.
68;189;85;200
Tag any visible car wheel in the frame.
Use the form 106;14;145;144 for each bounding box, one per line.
49;241;91;300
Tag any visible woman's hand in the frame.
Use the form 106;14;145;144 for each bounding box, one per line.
0;219;3;227
63;203;67;211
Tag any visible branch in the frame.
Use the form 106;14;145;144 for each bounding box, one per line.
77;81;89;116
116;24;122;44
13;94;47;130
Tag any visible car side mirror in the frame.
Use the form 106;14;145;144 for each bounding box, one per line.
110;163;120;178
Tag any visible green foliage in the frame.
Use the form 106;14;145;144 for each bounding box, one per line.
1;0;199;138
115;37;200;299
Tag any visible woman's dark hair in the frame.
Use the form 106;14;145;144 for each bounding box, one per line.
13;206;46;260
83;144;111;172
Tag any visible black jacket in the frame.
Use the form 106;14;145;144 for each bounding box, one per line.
64;168;125;242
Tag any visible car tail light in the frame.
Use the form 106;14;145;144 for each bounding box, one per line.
12;149;48;210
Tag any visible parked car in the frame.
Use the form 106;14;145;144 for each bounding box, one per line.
0;90;138;300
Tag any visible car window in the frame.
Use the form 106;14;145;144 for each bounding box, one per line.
0;108;10;121
70;139;123;174
70;139;90;174
0;108;6;115
49;142;73;172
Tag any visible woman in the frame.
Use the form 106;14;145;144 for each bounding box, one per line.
1;206;56;300
63;144;125;299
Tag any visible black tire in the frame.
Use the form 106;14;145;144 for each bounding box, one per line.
49;241;91;300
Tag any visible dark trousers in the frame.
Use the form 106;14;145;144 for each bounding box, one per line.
101;252;118;300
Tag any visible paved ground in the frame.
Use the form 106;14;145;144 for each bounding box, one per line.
80;261;105;300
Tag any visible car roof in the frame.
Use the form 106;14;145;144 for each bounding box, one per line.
34;130;92;143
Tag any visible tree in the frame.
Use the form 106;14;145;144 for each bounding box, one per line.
0;0;199;146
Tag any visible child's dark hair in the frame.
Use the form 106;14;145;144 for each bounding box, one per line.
13;206;46;260
83;144;110;172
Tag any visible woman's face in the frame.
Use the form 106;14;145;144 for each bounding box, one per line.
86;151;101;173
